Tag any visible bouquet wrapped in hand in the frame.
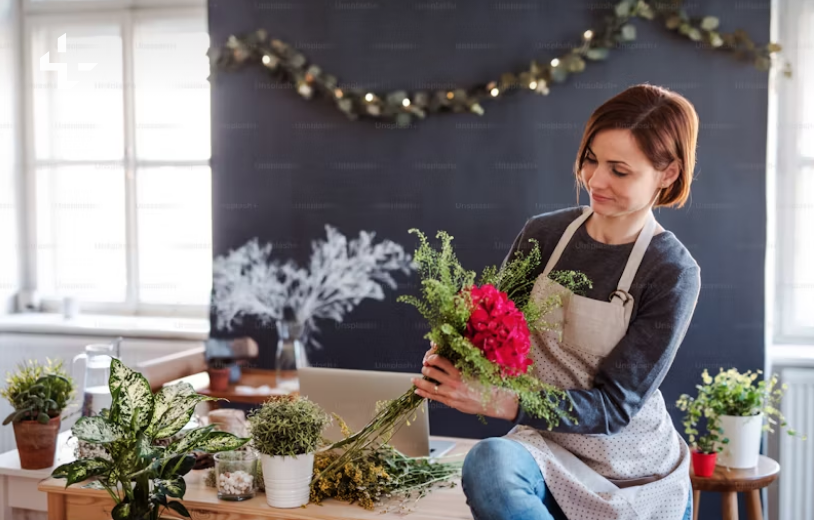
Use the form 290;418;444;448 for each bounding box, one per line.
315;228;590;481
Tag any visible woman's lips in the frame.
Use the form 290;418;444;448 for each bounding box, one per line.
591;193;612;202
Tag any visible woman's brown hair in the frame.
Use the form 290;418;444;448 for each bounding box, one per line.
574;84;699;209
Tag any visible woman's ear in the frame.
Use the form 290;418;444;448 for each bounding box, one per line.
662;160;681;187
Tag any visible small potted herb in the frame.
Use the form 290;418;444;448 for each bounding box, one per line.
678;368;806;469
1;359;75;469
248;394;330;508
676;391;726;477
52;359;250;520
207;359;233;392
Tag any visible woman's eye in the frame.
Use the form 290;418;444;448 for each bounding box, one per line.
585;156;597;163
612;169;627;177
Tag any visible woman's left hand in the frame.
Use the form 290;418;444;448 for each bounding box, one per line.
412;354;520;421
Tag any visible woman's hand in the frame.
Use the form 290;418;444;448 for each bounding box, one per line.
413;342;520;421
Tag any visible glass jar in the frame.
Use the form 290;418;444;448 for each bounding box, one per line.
275;306;309;391
214;451;257;501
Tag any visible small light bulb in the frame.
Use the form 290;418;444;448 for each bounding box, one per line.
335;89;343;98
446;91;454;100
551;58;560;67
490;88;499;97
529;81;537;90
402;98;410;107
365;93;374;102
584;30;594;40
262;55;271;65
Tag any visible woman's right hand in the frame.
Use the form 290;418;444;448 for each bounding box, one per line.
422;342;438;366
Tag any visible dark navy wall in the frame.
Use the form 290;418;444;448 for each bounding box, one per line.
208;2;768;516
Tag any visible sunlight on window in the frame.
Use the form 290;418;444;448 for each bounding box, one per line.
35;165;127;302
137;166;212;305
31;25;124;161
133;19;210;161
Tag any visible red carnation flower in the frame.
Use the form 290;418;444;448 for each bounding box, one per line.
463;284;533;377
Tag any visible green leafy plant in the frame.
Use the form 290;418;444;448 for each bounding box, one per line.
676;390;726;454
248;394;331;457
1;359;75;425
52;358;250;520
677;368;807;454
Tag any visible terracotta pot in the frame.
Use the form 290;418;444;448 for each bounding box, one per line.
208;367;231;392
691;449;717;478
13;415;60;470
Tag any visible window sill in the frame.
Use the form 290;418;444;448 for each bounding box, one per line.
768;344;814;369
0;313;209;341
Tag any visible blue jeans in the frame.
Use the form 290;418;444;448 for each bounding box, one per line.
461;437;693;520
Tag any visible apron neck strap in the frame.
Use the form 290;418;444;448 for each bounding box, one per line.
541;206;657;295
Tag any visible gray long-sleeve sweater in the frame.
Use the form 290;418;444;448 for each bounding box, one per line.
504;207;701;435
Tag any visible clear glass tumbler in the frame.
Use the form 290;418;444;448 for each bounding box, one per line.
214;450;257;501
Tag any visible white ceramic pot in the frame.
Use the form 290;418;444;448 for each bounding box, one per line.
716;413;764;468
260;452;314;508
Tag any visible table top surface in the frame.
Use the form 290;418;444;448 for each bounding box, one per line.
690;455;780;492
0;430;74;479
39;435;477;520
168;368;298;405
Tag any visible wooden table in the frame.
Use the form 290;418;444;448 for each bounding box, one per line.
169;368;299;406
39;436;476;520
690;455;780;520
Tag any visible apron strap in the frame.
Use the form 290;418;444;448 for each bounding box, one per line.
609;210;657;307
541;206;593;277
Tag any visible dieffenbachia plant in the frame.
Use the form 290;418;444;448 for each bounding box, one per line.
52;359;250;520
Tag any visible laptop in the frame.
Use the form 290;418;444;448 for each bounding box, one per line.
297;366;456;460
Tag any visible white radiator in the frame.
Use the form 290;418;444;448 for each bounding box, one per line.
0;333;201;454
778;368;814;520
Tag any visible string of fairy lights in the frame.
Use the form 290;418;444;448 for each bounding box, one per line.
207;0;789;127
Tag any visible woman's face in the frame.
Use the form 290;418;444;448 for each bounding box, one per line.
579;129;678;217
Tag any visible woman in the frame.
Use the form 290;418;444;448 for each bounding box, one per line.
412;84;701;520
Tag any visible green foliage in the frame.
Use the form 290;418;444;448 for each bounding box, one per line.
248;394;330;457
397;228;589;428
677;368;808;454
1;359;75;425
51;358;250;520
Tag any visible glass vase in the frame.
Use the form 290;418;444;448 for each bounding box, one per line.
214;450;257;501
275;318;309;391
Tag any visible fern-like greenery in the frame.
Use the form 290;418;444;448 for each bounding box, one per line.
315;228;592;484
396;229;591;428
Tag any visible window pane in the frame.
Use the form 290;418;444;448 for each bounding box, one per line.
792;166;814;328
133;17;210;161
799;10;814;159
35;165;126;302
137;166;211;305
30;23;124;161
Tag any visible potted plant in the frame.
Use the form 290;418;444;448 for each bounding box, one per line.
676;390;726;477
248;394;330;508
1;359;75;469
52;358;250;520
207;359;233;392
678;368;806;469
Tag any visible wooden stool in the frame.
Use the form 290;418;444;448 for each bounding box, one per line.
690;455;779;520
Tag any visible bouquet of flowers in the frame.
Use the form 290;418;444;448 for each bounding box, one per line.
314;228;591;481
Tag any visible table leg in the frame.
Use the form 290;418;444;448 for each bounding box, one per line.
746;489;763;520
47;493;66;520
722;492;738;520
692;490;700;520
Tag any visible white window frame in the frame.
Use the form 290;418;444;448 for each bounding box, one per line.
770;0;814;344
18;0;210;319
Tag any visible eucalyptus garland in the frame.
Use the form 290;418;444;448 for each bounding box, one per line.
208;0;789;127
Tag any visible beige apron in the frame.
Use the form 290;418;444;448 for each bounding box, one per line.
504;206;691;520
